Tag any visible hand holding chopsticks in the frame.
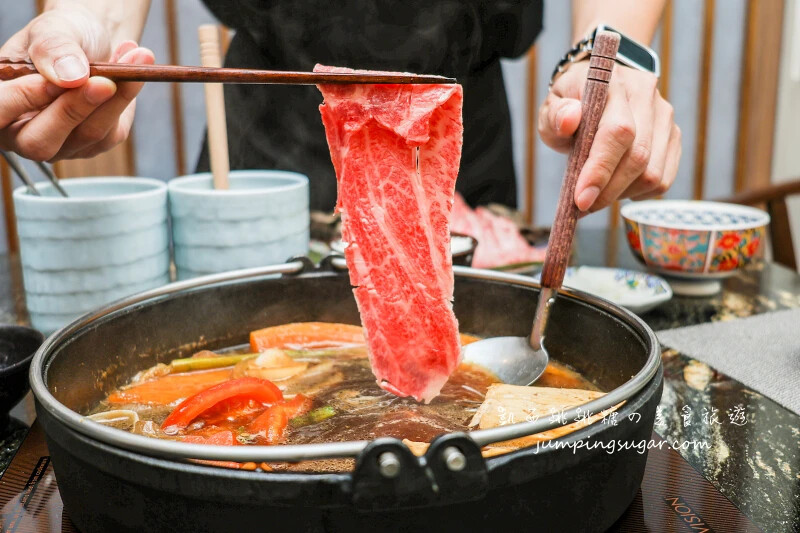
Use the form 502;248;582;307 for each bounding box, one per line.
0;57;457;85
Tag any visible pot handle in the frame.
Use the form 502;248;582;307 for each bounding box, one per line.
351;433;488;508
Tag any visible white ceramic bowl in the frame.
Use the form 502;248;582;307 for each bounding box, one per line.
14;177;170;333
168;171;309;279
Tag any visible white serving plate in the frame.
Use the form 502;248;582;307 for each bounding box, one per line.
537;266;672;314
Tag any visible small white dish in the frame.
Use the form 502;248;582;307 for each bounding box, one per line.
536;266;672;314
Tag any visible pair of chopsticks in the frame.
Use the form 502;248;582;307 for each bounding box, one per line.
0;57;456;85
0;150;67;197
0;31;455;194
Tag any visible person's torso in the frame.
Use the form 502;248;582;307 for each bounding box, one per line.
202;0;541;74
197;0;543;210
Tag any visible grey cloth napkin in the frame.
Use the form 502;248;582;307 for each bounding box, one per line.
657;308;800;414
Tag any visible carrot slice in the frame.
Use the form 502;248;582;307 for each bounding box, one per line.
538;364;589;389
459;333;480;345
249;322;366;352
183;429;235;446
249;321;480;352
184;430;240;469
107;368;233;406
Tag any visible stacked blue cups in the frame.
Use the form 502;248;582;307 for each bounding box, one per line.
13;178;170;334
168;171;309;280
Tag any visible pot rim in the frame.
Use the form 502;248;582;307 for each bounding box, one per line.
30;257;661;463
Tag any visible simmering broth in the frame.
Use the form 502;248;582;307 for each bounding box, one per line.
89;323;598;472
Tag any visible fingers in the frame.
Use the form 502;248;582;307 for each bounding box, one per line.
586;74;658;212
620;98;675;200
110;40;138;62
0;74;65;129
538;65;680;211
538;61;586;152
631;124;682;201
538;94;582;153
0;10;137;161
0;28;30;59
26;15;91;87
572;75;637;211
0;77;116;161
67;102;137;159
54;46;154;159
25;7;111;88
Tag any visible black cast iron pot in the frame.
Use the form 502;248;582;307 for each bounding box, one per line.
30;257;662;533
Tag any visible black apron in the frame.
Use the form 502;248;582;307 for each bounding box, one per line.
198;0;543;211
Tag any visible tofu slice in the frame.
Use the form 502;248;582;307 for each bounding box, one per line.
401;439;516;458
402;385;622;459
468;384;621;449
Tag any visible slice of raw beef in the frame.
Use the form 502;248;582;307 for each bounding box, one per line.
315;64;463;403
450;192;547;269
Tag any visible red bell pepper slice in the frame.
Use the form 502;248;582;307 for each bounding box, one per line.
247;394;312;444
162;377;282;430
248;405;289;444
280;394;313;419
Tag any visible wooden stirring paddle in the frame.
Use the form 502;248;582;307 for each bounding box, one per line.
531;31;622;350
198;25;230;190
462;31;621;386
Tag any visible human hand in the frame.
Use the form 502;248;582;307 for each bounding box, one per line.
538;61;681;213
0;6;154;161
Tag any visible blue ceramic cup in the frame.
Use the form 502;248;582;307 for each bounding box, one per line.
168;171;309;279
13;177;170;333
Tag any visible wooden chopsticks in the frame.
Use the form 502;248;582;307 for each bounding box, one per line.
0;58;457;85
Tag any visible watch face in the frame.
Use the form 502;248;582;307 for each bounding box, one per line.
618;38;657;72
596;24;659;75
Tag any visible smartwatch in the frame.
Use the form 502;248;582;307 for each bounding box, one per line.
550;24;660;86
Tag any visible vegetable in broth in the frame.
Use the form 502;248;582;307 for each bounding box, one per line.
90;322;598;472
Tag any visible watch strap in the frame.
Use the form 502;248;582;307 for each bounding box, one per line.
550;35;593;87
550;25;660;87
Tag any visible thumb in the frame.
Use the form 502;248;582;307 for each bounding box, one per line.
538;96;582;152
27;16;91;88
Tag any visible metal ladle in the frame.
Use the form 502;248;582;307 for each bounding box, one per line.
462;31;621;386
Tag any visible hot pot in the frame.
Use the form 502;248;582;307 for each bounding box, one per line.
30;257;662;533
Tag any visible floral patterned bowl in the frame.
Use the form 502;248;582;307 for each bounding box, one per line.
621;200;769;280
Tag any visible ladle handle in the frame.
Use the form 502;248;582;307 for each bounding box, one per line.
539;31;621;290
